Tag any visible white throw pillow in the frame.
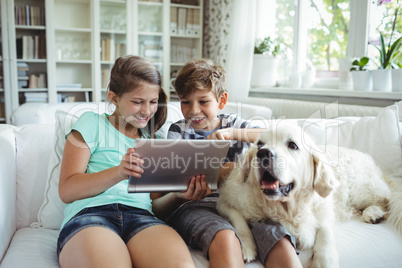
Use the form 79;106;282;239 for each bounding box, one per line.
297;104;402;178
35;110;79;229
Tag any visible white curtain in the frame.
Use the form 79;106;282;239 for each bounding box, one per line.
224;0;256;102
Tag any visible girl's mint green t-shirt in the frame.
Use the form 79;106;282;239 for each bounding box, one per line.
60;112;153;229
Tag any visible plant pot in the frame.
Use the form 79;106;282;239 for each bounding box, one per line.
372;69;392;92
392;69;402;92
250;55;278;87
351;71;372;91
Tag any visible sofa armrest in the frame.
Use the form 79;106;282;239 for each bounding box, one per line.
0;125;17;262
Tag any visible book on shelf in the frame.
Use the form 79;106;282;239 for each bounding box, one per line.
18;70;28;76
170;7;178;34
28;73;47;88
57;94;84;103
17;62;29;71
101;38;116;61
193;9;201;35
15;5;45;26
115;43;126;59
85;91;90;102
102;69;110;89
0;94;5;117
17;62;30;85
171;0;199;5
56;83;82;89
17;35;46;59
177;8;187;35
186;9;193;35
63;95;76;103
170;44;197;63
140;40;163;62
0;102;5;118
18;80;29;89
24;92;48;103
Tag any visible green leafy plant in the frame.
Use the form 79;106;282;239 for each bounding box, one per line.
374;33;402;69
373;0;402;69
254;37;281;56
350;57;370;71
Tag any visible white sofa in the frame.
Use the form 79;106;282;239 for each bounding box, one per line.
1;101;402;268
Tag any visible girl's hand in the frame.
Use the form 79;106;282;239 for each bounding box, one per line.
117;148;144;181
207;129;233;140
177;175;212;201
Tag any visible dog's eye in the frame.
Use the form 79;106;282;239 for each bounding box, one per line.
288;141;298;150
257;141;264;149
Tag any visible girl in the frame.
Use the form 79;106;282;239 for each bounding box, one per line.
57;55;209;268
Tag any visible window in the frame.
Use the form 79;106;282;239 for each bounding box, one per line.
256;0;401;89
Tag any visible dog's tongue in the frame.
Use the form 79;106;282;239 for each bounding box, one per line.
262;180;279;190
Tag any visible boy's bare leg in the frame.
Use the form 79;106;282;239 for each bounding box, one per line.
208;229;245;268
265;237;302;268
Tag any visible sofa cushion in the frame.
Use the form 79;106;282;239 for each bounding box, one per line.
298;104;402;178
14;124;55;229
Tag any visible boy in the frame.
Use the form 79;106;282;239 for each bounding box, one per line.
162;58;302;268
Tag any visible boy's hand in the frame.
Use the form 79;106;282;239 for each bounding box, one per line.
118;148;144;181
207;129;233;140
177;175;212;201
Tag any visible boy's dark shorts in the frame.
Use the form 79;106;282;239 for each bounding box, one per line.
167;200;297;264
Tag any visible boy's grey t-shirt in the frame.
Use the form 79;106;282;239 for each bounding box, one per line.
167;113;253;163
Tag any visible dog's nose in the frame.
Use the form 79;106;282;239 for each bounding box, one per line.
257;149;275;160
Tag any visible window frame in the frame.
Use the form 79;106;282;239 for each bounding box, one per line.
261;0;372;89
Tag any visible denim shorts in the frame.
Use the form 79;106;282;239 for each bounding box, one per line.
57;204;167;257
167;200;297;264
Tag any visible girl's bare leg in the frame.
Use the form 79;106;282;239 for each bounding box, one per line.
59;227;132;268
127;224;195;268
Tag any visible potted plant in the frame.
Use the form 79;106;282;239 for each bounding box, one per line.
350;57;373;91
250;37;281;87
371;33;402;91
371;0;402;91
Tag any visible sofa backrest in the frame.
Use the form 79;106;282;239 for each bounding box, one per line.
9;101;273;229
10;101;273;127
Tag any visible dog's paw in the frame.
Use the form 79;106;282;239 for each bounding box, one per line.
362;206;386;224
310;254;339;268
241;236;257;262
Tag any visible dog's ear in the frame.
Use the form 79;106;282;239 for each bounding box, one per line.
312;153;339;198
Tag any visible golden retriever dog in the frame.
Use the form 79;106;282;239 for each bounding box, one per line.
217;124;402;268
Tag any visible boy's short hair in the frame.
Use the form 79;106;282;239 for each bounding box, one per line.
173;58;227;100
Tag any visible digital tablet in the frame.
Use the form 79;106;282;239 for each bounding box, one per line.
128;139;231;193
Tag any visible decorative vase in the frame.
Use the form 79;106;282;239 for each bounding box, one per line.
351;71;372;91
338;57;353;90
250;55;278;87
391;69;402;92
372;69;392;92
